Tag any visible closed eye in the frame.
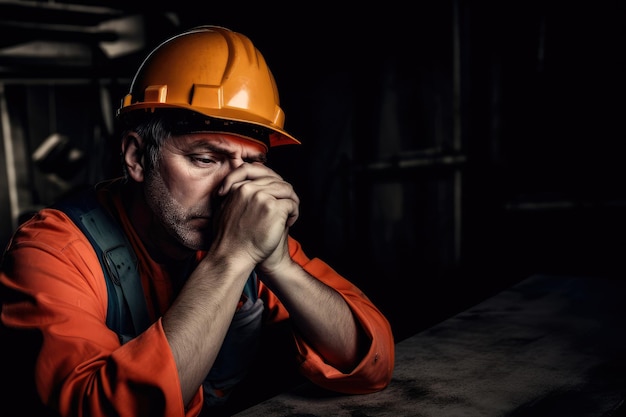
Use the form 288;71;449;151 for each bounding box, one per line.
189;155;217;166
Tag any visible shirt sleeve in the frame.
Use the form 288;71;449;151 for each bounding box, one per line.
259;236;395;394
0;209;201;417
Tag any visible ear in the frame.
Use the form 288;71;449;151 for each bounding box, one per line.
122;132;145;182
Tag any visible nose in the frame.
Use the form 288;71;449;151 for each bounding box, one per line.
228;157;246;170
211;157;245;197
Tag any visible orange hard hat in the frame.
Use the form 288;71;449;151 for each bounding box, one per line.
117;25;300;149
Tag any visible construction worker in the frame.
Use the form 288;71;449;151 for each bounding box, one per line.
0;25;394;417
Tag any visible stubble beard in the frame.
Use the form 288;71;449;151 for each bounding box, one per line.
143;169;212;251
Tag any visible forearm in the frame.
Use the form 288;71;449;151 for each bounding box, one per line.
162;254;254;405
259;260;364;372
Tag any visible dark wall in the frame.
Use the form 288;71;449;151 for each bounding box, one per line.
0;1;625;341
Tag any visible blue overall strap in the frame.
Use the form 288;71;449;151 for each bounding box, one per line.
242;270;258;301
53;187;151;343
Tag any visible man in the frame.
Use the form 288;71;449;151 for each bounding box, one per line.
0;25;394;417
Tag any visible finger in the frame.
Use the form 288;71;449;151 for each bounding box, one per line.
269;197;300;228
231;179;300;210
218;163;281;195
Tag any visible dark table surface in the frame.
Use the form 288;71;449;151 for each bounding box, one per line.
233;274;626;416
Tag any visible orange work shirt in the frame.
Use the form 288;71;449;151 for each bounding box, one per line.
0;179;395;417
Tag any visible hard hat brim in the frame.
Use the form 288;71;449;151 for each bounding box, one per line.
117;104;301;150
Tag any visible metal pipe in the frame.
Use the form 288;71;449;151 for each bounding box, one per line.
0;82;19;230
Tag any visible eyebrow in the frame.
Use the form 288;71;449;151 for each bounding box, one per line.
188;140;267;163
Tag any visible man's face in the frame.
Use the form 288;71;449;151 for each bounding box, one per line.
143;132;267;250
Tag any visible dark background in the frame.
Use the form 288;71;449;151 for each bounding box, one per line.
0;0;624;342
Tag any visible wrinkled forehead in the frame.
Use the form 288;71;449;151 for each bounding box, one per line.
168;132;268;156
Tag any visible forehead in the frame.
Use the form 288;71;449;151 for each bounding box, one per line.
169;132;268;154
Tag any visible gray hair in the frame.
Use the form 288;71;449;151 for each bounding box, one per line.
119;112;172;180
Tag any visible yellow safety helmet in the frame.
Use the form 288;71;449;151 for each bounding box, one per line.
117;25;300;149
